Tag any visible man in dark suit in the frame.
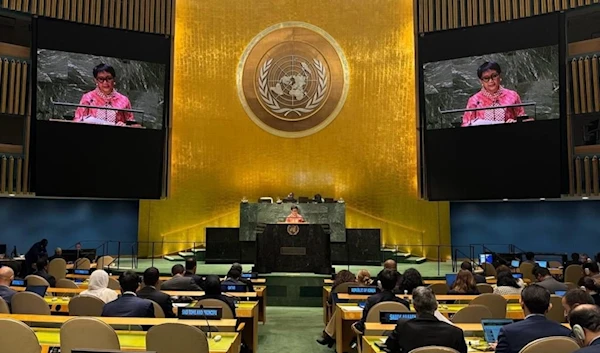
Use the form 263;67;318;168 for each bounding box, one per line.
33;258;56;287
137;267;175;318
196;275;237;318
184;258;204;289
461;261;486;284
25;239;48;275
533;266;568;294
223;267;254;292
48;248;63;262
495;284;571;353
0;266;17;310
161;264;201;291
563;289;595;319
385;286;467;353
354;269;409;333
228;263;254;292
570;304;600;352
102;270;154;318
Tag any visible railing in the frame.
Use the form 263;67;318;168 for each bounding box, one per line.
452;245;476;272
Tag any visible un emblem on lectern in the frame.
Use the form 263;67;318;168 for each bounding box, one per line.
237;22;349;138
287;225;300;236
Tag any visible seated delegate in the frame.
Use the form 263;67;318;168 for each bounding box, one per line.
385;286;467;353
195;275;237;318
101;270;154;318
79;269;118;303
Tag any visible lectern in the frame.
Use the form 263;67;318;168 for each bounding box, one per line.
253;223;331;274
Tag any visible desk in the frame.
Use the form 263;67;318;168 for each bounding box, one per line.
335;293;521;302
323;286;332;324
65;263;97;270
35;328;240;353
362;336;489;353
0;314;238;331
363;322;572;336
66;274;267;285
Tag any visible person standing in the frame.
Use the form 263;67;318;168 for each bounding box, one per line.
24;239;48;275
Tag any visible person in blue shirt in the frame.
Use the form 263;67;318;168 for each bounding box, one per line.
495;284;571;353
570;304;600;353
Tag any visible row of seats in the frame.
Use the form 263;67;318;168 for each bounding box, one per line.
403;336;580;353
47;256;114;279
0;317;212;353
426;282;577;295
25;274;120;290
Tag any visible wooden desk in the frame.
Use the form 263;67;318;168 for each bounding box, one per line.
362;336;489;353
323;286;332;324
0;314;238;331
65;263;97;270
35;328;240;353
335;293;521;301
12;286;262;299
363;322;572;336
67;274;267;285
437;303;524;320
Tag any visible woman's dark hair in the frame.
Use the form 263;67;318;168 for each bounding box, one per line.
93;63;116;78
496;271;520;289
584;262;600;274
496;265;511;274
477;61;501;79
204;275;222;295
399;268;424;293
332;270;355;289
291;205;299;211
451;270;478;293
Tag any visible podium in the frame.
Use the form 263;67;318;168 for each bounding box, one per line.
253;223;332;274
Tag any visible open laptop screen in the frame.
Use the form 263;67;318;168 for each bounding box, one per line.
482;319;513;343
26;285;48;297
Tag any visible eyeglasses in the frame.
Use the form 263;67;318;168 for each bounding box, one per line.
481;73;499;82
96;76;114;83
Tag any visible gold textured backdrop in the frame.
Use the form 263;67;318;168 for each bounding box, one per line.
138;0;451;259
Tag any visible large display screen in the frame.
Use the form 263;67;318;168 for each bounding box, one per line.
418;13;567;201
31;18;170;199
36;50;166;130
423;46;560;130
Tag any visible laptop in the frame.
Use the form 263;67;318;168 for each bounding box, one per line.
555;290;567;297
445;274;457;287
512;273;523;279
379;311;417;324
73;269;90;275
26;285;48;297
11;279;25;287
511;260;520;268
482;319;513;343
535;261;548;268
479;254;493;264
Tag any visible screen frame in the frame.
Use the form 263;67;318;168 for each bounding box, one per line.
30;17;172;199
418;13;568;201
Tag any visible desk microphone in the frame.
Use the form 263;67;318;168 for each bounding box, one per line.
199;304;216;339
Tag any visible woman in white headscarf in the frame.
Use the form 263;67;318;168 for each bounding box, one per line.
80;270;118;303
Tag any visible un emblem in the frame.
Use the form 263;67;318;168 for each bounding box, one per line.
237;22;349;138
287;225;300;236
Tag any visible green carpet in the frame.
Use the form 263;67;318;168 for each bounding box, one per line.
258;306;332;353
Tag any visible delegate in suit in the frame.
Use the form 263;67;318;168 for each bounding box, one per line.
570;304;600;353
137;267;176;318
495;285;571;353
160;264;202;291
0;266;17;310
102;270;154;318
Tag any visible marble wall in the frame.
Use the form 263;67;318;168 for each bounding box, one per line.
36;49;166;129
423;45;560;129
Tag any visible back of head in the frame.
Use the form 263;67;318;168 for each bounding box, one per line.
357;269;372;285
521;284;551;314
533;266;550;278
496;265;510;274
88;270;109;290
231;262;243;272
526;252;535;261
0;266;14;285
572;253;580;262
55;247;62;255
452;269;476;292
227;268;241;280
204;275;221;295
412;286;437;315
119;270;141;293
379;269;398;291
401;268;424;293
383;259;397;270
582;277;599;292
564;289;595;311
333;270;356;288
41;239;48;247
460;261;473;272
497;271;520;288
583;262;600;275
569;304;600;333
36;258;48;272
185;258;196;272
171;264;185;276
143;267;160;286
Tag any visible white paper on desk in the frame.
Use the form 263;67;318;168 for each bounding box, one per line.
380;338;387;343
172;303;189;307
82;116;115;126
343;306;365;312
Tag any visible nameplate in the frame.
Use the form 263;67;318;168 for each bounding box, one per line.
280;247;306;256
178;307;223;320
221;284;247;292
242;272;258;279
348;286;378;295
74;269;90;275
379;311;417;324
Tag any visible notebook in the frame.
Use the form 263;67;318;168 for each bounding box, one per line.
482;319;513;343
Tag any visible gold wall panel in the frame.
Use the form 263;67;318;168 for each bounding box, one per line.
139;0;451;260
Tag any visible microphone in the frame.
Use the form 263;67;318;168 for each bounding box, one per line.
198;304;215;339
